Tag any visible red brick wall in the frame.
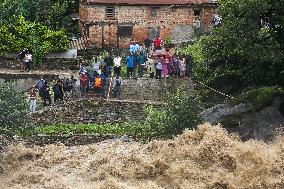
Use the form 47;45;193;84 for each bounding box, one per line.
79;3;217;48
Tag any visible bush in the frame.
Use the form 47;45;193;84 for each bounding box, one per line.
232;86;284;110
163;90;204;136
0;83;28;135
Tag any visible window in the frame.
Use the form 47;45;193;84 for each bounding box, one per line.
106;6;115;19
151;8;158;19
194;9;201;16
117;26;133;37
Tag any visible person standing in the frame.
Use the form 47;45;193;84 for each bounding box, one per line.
114;54;122;76
161;55;168;78
153;36;162;50
113;75;122;100
104;53;114;78
156;56;163;79
42;81;52;106
137;51;147;79
173;55;181;78
94;74;102;97
185;55;194;79
24;51;32;72
29;87;37;113
100;72;108;98
19;48;28;71
126;53;135;78
144;35;152;56
148;55;156;79
194;18;201;37
53;79;64;103
179;57;186;78
80;72;88;97
129;41;135;54
165;50;173;77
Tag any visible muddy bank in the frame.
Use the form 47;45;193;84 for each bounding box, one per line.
1;123;284;189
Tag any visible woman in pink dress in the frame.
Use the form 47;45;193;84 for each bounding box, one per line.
164;51;172;77
160;55;168;78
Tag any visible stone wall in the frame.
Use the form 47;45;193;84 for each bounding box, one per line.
79;3;217;48
121;78;192;101
29;99;162;125
0;57;81;71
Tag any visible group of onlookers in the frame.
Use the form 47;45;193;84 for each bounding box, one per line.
28;77;75;113
79;58;123;100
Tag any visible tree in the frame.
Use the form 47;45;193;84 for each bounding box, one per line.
0;15;69;63
163;90;203;136
0;83;28;135
182;0;284;93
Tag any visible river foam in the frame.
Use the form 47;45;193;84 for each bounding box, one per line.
1;123;284;189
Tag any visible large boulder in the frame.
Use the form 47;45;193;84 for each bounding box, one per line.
201;98;284;141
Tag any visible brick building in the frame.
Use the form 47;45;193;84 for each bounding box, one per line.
79;0;218;48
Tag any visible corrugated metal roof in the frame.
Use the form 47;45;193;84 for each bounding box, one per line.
84;0;213;5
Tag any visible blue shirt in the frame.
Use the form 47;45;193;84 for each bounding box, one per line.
130;45;135;54
126;56;134;68
138;54;147;65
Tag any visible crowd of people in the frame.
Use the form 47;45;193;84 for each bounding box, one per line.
28;77;75;113
24;13;224;113
27;36;195;113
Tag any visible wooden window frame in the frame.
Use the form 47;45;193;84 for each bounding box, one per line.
106;6;115;19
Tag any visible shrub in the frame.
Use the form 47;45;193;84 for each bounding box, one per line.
163;90;204;136
0;83;28;135
232;86;284;110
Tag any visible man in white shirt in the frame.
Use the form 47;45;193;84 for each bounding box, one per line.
114;54;122;76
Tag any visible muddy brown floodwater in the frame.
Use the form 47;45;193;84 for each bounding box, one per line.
1;123;284;189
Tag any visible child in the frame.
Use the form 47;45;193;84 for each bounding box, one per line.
156;56;162;79
29;87;37;113
179;57;186;78
94;75;102;97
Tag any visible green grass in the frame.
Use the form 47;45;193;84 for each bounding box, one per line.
32;122;157;141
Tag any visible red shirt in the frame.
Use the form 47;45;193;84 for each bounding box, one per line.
80;74;88;87
154;38;162;48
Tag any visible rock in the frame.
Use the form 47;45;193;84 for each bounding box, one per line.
201;99;284;141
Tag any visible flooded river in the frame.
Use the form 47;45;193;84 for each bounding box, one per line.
1;123;284;189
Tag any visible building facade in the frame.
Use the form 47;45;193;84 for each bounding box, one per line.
79;0;218;48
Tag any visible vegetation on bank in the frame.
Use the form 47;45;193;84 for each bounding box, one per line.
231;86;284;110
177;0;284;96
16;90;203;140
0;0;79;63
0;83;28;136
